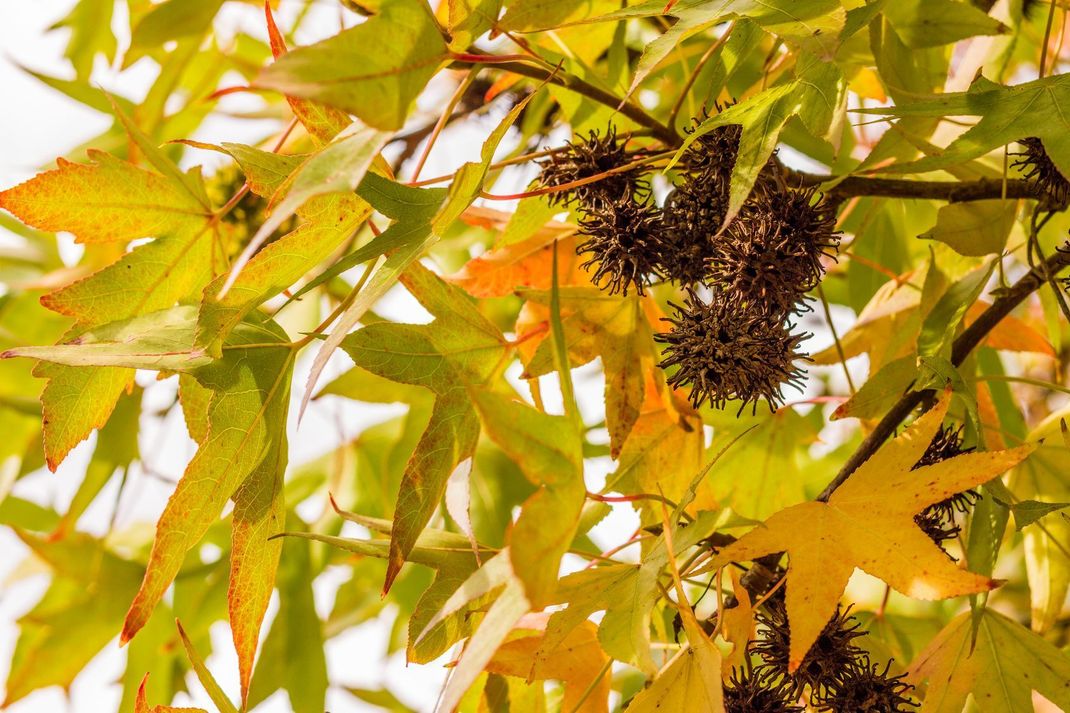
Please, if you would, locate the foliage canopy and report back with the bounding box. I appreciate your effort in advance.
[2,0,1070,711]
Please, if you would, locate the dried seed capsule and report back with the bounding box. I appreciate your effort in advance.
[752,598,867,697]
[812,657,918,712]
[655,291,810,414]
[536,127,643,208]
[657,181,727,285]
[723,664,803,713]
[910,425,979,552]
[576,197,665,295]
[1012,137,1070,206]
[712,184,840,318]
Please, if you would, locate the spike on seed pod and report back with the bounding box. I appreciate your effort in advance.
[711,184,840,318]
[657,182,727,285]
[576,197,665,295]
[752,598,867,696]
[536,127,643,208]
[910,425,979,552]
[813,657,918,712]
[1012,137,1070,206]
[723,664,803,713]
[655,291,810,414]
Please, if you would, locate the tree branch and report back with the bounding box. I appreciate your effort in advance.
[449,54,682,146]
[815,246,1070,502]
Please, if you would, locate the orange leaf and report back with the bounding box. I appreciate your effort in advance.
[449,233,582,298]
[968,301,1055,356]
[0,151,206,244]
[486,616,611,713]
[720,570,755,676]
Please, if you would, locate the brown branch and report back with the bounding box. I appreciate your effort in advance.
[816,246,1070,502]
[784,167,1058,207]
[449,53,682,146]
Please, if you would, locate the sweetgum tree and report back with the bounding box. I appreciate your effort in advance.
[2,0,1070,711]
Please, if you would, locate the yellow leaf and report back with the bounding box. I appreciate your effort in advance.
[625,616,726,713]
[485,616,610,713]
[720,570,755,677]
[706,390,1034,672]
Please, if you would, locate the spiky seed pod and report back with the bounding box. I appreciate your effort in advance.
[657,182,727,285]
[752,599,867,696]
[677,122,743,179]
[1012,137,1070,206]
[813,658,918,712]
[655,292,810,414]
[723,665,803,713]
[576,197,665,295]
[910,426,979,550]
[536,127,643,208]
[711,184,840,317]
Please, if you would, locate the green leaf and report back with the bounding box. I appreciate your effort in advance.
[541,511,721,674]
[119,315,295,666]
[857,74,1070,178]
[300,178,448,418]
[257,0,449,131]
[247,520,328,713]
[596,0,844,94]
[832,356,917,422]
[129,0,224,50]
[472,390,584,607]
[3,533,144,707]
[446,0,503,49]
[884,0,1006,49]
[920,200,1016,257]
[50,0,117,81]
[909,608,1070,712]
[1013,412,1070,632]
[918,261,994,358]
[674,56,846,224]
[176,621,239,713]
[1000,498,1070,530]
[341,263,504,590]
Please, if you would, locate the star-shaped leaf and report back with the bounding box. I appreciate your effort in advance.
[707,390,1034,671]
[909,608,1070,712]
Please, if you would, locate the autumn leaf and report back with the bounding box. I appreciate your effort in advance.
[908,609,1070,712]
[256,0,449,131]
[341,262,506,592]
[448,233,582,298]
[485,616,611,713]
[706,390,1034,671]
[624,614,726,713]
[136,674,208,713]
[0,111,220,469]
[518,286,653,458]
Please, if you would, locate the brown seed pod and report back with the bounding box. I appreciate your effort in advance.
[1012,137,1070,206]
[723,664,803,713]
[910,425,979,552]
[677,121,743,179]
[813,657,918,712]
[655,291,810,414]
[576,197,665,295]
[712,183,840,317]
[752,598,867,696]
[657,181,727,285]
[536,127,644,208]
